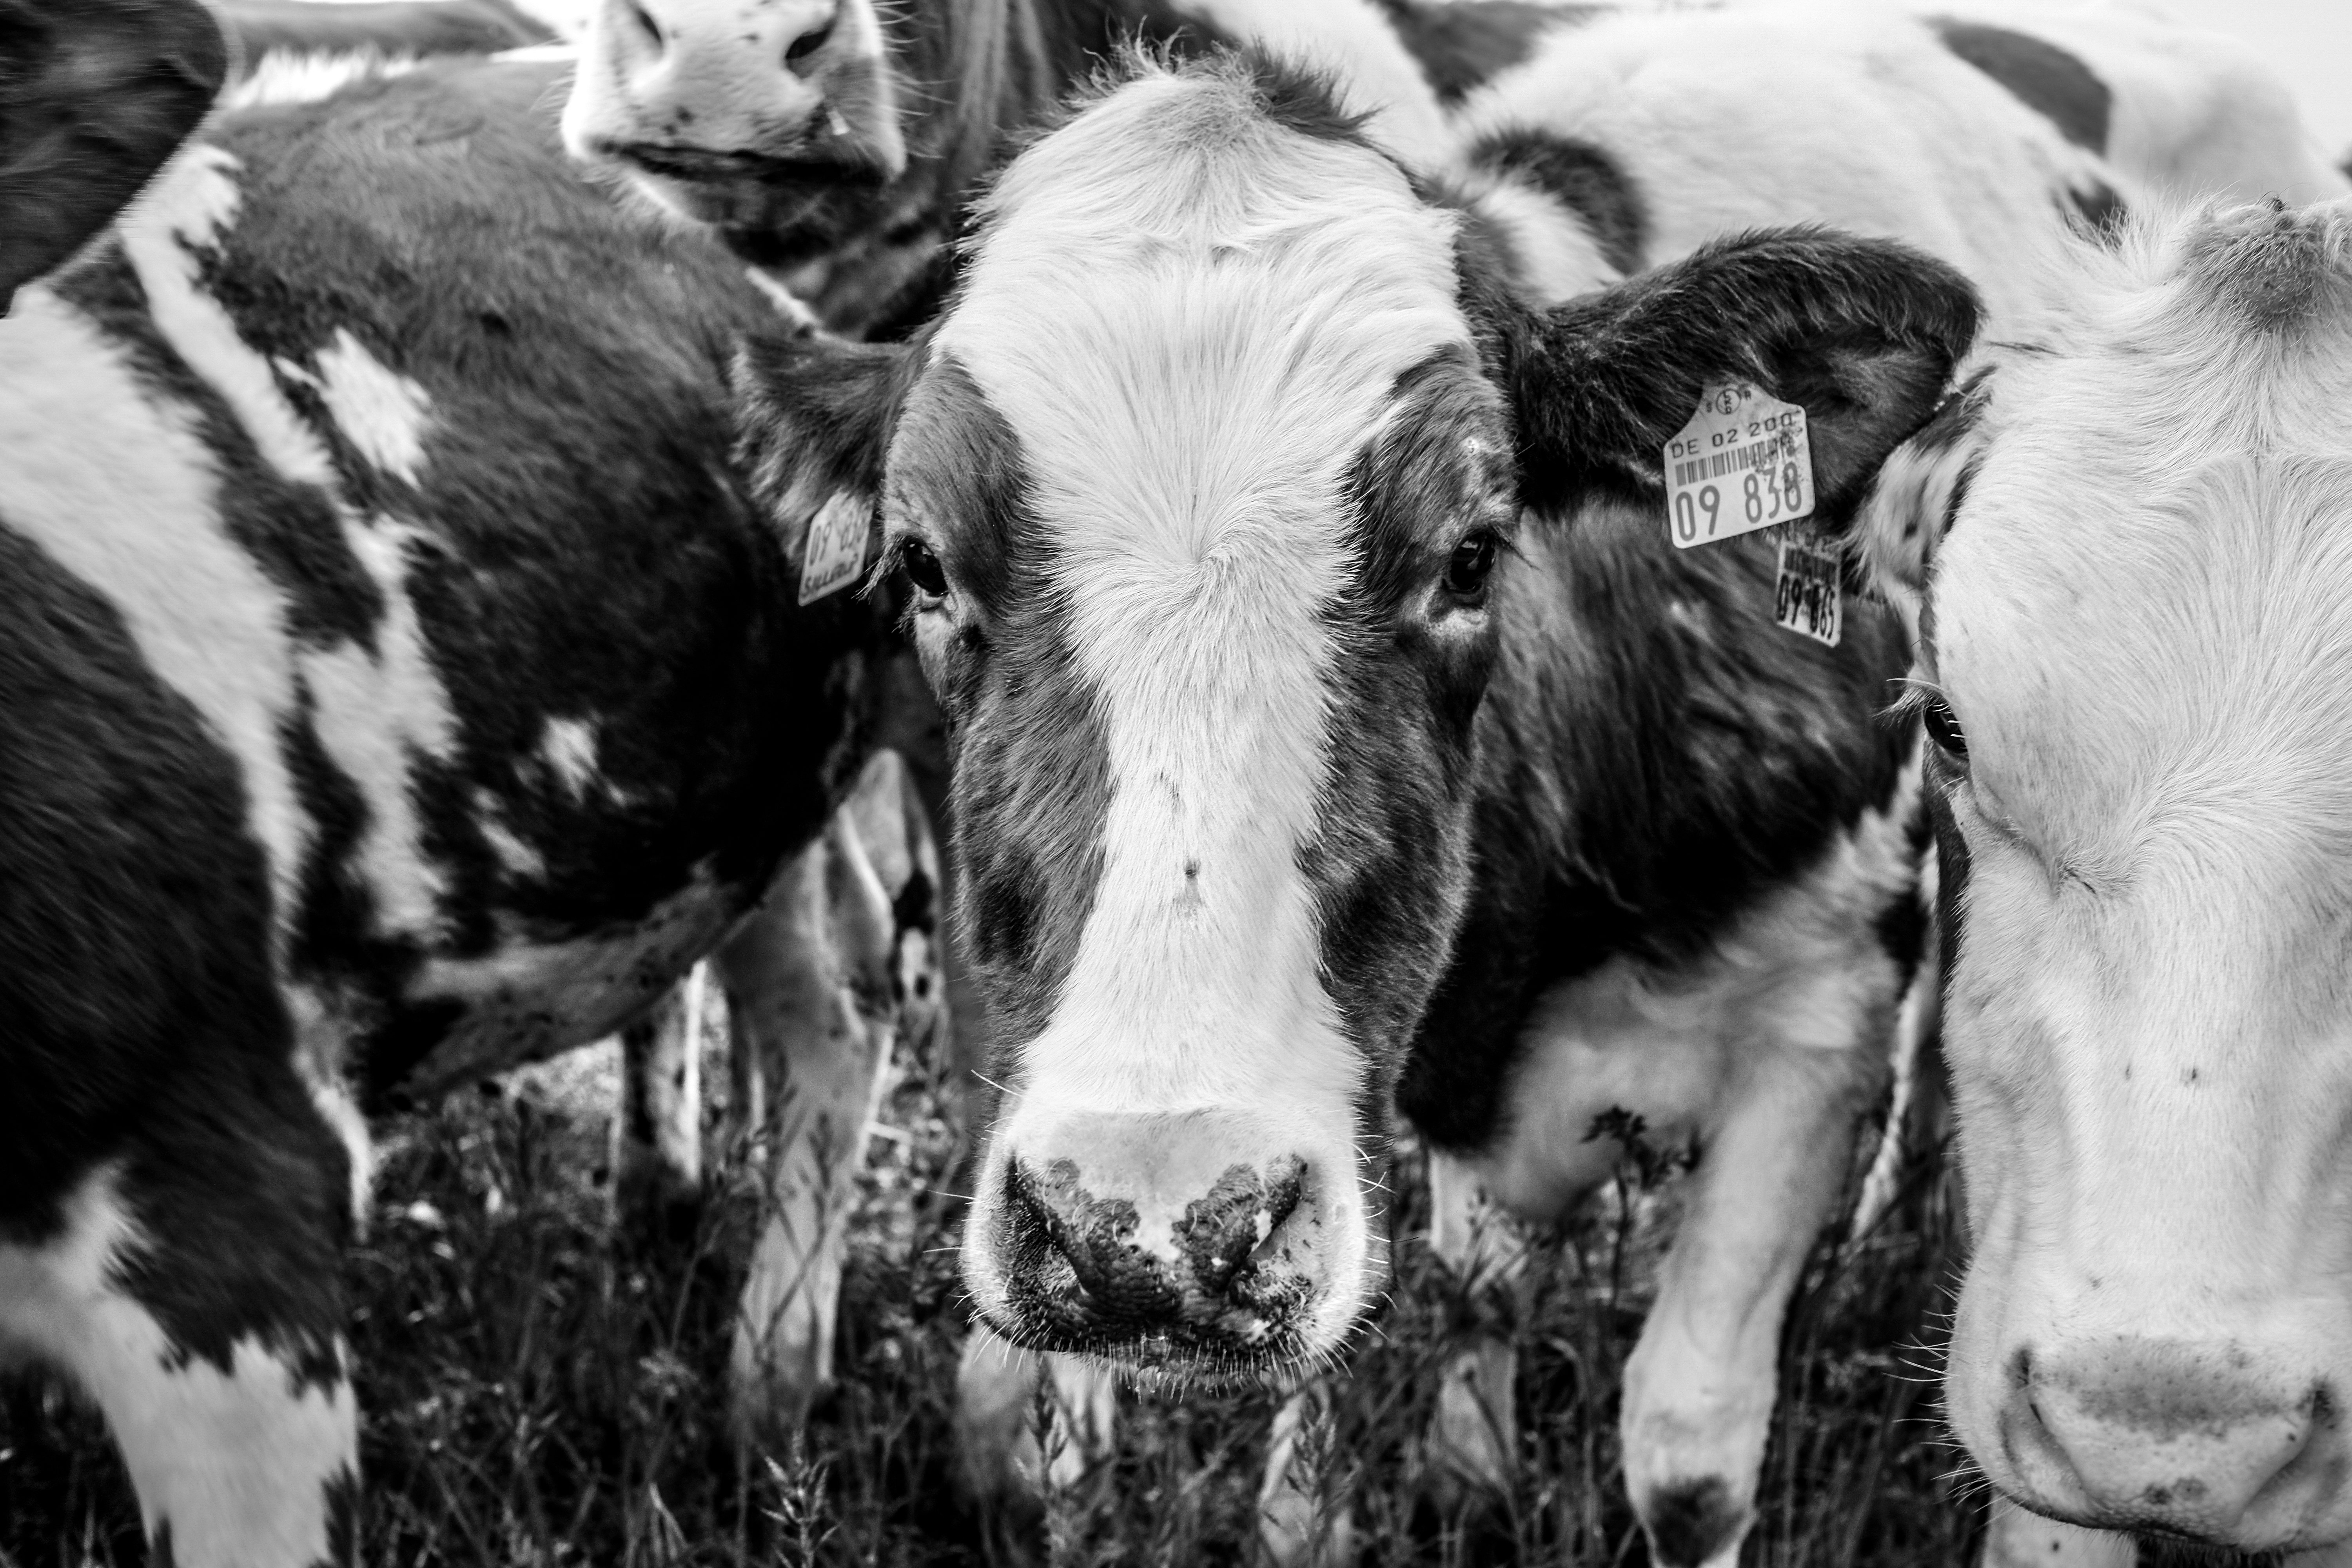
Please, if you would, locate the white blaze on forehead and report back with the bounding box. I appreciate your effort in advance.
[939,69,1470,1114]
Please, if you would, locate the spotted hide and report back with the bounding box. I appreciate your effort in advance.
[0,53,935,1566]
[734,18,2343,1563]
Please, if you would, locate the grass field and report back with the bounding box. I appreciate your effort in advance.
[0,1011,1987,1568]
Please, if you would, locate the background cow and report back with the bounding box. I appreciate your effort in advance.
[1831,196,2352,1567]
[0,41,940,1565]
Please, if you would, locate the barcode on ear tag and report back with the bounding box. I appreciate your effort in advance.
[1663,381,1815,548]
[798,492,869,605]
[1775,530,1842,646]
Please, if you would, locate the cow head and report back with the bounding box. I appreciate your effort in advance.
[562,0,1009,272]
[1838,197,2352,1555]
[732,54,1973,1380]
[0,0,228,309]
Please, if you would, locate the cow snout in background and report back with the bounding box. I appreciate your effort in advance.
[985,1111,1336,1362]
[561,0,903,247]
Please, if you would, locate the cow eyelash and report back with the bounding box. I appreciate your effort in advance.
[1887,680,1967,762]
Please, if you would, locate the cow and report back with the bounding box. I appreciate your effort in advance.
[557,0,1481,333]
[1819,196,2352,1567]
[0,40,939,1566]
[725,14,2345,1562]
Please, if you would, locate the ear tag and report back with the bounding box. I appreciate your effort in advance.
[1773,527,1842,646]
[1662,381,1815,548]
[798,492,870,605]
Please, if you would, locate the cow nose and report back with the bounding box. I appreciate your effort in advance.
[989,1112,1320,1359]
[2000,1339,2333,1545]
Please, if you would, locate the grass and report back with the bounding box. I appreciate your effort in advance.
[0,1011,1988,1567]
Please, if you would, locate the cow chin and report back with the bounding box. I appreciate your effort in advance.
[960,1096,1383,1386]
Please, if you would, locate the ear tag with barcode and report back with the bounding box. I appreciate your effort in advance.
[798,492,869,605]
[1662,381,1815,548]
[1773,528,1842,646]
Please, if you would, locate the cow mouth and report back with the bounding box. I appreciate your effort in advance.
[603,139,893,191]
[975,1304,1322,1390]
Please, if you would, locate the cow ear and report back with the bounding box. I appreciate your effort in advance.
[1505,227,1982,526]
[1840,368,1993,637]
[730,327,921,573]
[0,0,231,310]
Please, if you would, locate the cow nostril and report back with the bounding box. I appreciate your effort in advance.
[625,0,662,49]
[784,11,835,69]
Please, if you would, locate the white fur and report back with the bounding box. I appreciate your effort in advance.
[538,714,603,798]
[312,328,434,483]
[227,49,419,111]
[940,66,1472,1352]
[0,1169,357,1568]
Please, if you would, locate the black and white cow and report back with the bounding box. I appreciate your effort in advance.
[727,13,2342,1561]
[1823,197,2352,1568]
[0,42,940,1566]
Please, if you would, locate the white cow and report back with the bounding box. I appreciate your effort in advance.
[1839,194,2352,1566]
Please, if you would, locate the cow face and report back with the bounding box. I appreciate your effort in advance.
[733,56,1972,1381]
[1849,199,2352,1555]
[562,0,908,258]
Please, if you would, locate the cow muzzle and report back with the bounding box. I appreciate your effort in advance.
[965,1109,1368,1378]
[1988,1337,2344,1551]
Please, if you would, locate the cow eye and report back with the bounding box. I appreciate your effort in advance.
[1445,530,1498,600]
[1922,693,1968,761]
[899,538,948,600]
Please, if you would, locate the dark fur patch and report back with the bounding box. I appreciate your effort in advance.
[1374,0,1598,103]
[2182,199,2352,332]
[1643,1475,1748,1567]
[1242,51,1372,147]
[0,0,227,307]
[2063,177,2129,241]
[1467,128,1647,277]
[1503,227,1981,522]
[1929,18,2111,153]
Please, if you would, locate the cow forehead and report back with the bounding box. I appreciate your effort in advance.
[1940,443,2352,873]
[929,68,1474,582]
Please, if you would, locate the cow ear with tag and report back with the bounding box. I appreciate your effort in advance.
[1503,227,1980,526]
[0,0,231,311]
[730,327,924,604]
